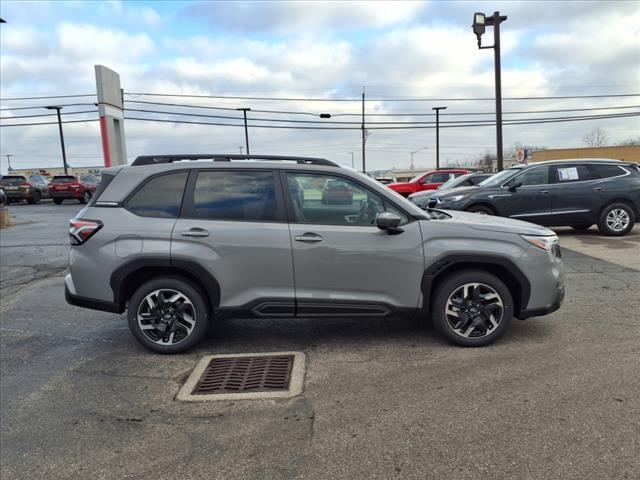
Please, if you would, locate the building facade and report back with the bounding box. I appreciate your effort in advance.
[530,146,640,163]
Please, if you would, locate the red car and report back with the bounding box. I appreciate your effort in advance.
[321,179,354,204]
[49,174,98,204]
[387,169,472,197]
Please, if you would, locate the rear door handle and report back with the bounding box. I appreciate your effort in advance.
[295,233,323,243]
[593,186,603,191]
[181,228,209,237]
[539,190,550,194]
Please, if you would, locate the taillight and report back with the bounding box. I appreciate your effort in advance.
[69,219,103,245]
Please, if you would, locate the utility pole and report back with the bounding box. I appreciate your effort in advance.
[432,107,447,169]
[45,106,69,174]
[236,108,251,155]
[472,11,507,171]
[5,154,12,171]
[349,151,354,168]
[361,88,366,173]
[238,146,244,154]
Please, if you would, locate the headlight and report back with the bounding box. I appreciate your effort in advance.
[521,234,559,251]
[443,194,467,203]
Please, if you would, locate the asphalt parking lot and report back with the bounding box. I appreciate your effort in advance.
[1,203,639,480]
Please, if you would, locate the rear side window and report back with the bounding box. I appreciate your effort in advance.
[127,172,188,218]
[591,164,626,179]
[188,170,279,222]
[554,165,594,183]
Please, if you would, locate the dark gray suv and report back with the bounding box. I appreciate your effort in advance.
[419,160,640,236]
[65,155,565,353]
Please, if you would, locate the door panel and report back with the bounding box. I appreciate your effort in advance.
[172,169,295,311]
[548,165,603,225]
[494,166,552,222]
[285,172,424,311]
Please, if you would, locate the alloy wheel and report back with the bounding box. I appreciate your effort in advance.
[445,282,504,338]
[606,208,630,233]
[137,289,196,345]
[83,191,92,203]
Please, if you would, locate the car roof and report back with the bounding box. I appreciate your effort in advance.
[530,158,629,166]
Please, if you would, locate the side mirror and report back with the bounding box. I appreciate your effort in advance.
[377,212,403,235]
[508,181,523,191]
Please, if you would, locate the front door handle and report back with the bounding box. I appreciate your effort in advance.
[295,233,323,243]
[593,186,603,191]
[181,228,209,237]
[539,190,550,195]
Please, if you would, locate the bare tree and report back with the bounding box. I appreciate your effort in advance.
[582,128,608,147]
[615,137,640,146]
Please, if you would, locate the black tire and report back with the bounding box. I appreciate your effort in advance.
[27,191,41,204]
[80,190,92,204]
[570,224,593,231]
[431,270,513,347]
[127,276,209,354]
[53,198,63,205]
[466,205,495,215]
[597,203,635,236]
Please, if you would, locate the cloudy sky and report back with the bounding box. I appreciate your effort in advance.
[1,0,638,173]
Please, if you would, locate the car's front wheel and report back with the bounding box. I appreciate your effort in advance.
[431,270,513,347]
[53,198,63,205]
[80,190,92,204]
[27,191,41,204]
[466,205,494,215]
[127,277,209,354]
[597,203,635,236]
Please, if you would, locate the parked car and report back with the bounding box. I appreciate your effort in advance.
[387,168,473,197]
[422,159,640,236]
[49,174,97,204]
[321,178,354,204]
[0,174,49,204]
[65,154,564,354]
[408,173,492,208]
[0,189,6,207]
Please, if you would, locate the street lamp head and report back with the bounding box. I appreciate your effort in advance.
[235,107,251,112]
[472,12,486,45]
[319,113,331,119]
[432,106,447,111]
[45,106,62,111]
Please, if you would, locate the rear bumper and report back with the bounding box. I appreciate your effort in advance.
[4,191,30,199]
[51,191,81,199]
[65,274,123,314]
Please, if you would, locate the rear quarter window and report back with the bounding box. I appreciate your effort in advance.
[126,172,188,218]
[591,164,627,179]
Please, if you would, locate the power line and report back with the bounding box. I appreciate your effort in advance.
[0,119,100,127]
[125,91,640,102]
[0,110,97,120]
[0,103,99,112]
[1,94,96,101]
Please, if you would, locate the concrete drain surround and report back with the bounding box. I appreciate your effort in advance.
[177,352,306,401]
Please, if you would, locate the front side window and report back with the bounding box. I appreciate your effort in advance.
[286,173,408,226]
[127,172,188,218]
[517,167,550,186]
[189,170,279,222]
[429,172,452,183]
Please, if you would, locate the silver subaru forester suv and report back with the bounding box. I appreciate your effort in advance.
[66,155,565,353]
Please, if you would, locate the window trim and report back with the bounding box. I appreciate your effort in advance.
[281,170,415,227]
[180,168,287,223]
[124,170,190,219]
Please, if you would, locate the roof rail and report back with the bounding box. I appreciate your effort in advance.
[131,154,340,167]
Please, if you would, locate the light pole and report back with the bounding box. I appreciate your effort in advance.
[432,107,446,169]
[410,147,429,171]
[348,152,355,168]
[236,108,251,155]
[472,11,507,171]
[45,106,69,174]
[5,154,12,171]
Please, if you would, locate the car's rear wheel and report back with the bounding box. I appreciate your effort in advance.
[80,190,92,204]
[597,203,635,236]
[127,277,209,354]
[53,198,63,205]
[431,270,513,347]
[27,191,41,204]
[570,223,593,230]
[466,205,494,215]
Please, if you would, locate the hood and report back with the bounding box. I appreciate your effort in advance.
[438,209,555,236]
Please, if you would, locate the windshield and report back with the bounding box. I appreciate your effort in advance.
[409,173,427,183]
[0,176,27,186]
[51,176,76,184]
[479,169,521,187]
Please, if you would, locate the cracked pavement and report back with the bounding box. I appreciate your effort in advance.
[1,204,639,479]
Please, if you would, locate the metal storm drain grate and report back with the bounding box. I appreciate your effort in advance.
[177,352,306,401]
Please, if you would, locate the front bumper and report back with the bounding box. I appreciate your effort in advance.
[517,282,565,319]
[65,274,123,314]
